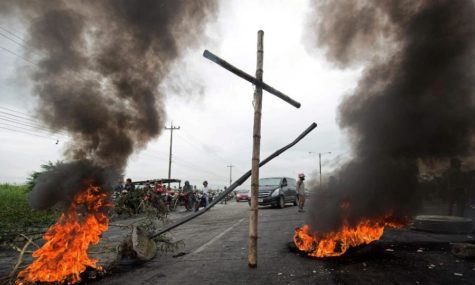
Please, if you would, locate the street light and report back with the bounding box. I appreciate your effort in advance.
[309,151,331,188]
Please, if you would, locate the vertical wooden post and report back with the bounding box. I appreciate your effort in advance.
[248,30,264,268]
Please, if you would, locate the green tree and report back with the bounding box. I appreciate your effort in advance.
[26,161,63,192]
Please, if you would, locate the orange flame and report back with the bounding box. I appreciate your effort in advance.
[294,217,403,258]
[16,185,111,284]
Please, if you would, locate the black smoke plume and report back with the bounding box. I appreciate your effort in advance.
[305,0,475,233]
[1,0,217,209]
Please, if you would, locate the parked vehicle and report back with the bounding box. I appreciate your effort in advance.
[235,189,250,202]
[248,177,297,208]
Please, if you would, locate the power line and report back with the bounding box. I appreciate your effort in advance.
[0,26,26,42]
[0,29,44,58]
[177,131,229,164]
[175,131,232,166]
[135,155,228,182]
[0,121,65,139]
[173,160,228,180]
[0,31,32,52]
[173,154,228,180]
[0,126,58,140]
[140,151,168,161]
[0,46,38,67]
[0,110,39,123]
[140,150,229,180]
[0,118,67,138]
[0,107,68,140]
[136,138,230,181]
[175,130,245,176]
[0,108,69,136]
[0,105,33,117]
[0,115,67,135]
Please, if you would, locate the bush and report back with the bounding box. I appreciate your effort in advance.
[0,183,58,243]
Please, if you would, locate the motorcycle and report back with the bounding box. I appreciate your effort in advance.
[170,191,193,211]
[193,192,208,212]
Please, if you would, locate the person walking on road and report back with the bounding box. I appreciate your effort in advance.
[202,180,210,207]
[296,173,306,212]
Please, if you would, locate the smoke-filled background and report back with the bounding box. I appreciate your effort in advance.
[0,0,217,209]
[305,0,475,233]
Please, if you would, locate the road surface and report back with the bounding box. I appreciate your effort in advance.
[95,201,475,285]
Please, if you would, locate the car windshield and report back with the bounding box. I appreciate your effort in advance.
[237,189,248,193]
[259,178,281,187]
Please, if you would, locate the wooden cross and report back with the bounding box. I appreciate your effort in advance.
[203,30,301,268]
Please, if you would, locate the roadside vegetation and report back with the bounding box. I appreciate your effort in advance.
[0,183,58,243]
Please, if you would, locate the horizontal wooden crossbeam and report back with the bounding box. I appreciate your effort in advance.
[203,50,301,109]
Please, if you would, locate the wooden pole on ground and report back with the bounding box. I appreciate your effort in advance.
[248,30,264,268]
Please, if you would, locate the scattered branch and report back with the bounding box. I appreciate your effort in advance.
[19,234,40,249]
[8,239,32,279]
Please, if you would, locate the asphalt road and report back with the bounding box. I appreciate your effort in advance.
[95,201,334,285]
[94,201,475,285]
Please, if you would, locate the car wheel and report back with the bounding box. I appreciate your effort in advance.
[293,198,298,206]
[278,196,285,209]
[248,200,251,207]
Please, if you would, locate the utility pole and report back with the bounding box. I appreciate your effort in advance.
[203,30,301,268]
[227,164,234,186]
[165,122,180,188]
[309,151,331,188]
[224,164,234,205]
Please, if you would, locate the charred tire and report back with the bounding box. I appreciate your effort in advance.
[278,196,285,209]
[412,215,474,234]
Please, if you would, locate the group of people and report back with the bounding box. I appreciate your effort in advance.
[178,180,211,210]
[113,178,214,215]
[111,175,309,213]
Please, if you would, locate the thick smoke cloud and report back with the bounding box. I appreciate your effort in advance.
[2,0,217,209]
[305,0,475,233]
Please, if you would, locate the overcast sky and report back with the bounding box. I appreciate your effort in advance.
[0,0,361,189]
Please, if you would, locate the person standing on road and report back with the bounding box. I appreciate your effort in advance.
[183,180,193,211]
[124,178,135,192]
[202,180,210,207]
[296,173,306,212]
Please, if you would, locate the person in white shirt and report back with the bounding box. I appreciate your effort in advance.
[202,180,210,207]
[296,173,306,212]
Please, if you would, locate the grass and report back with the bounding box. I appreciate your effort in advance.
[0,183,58,242]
